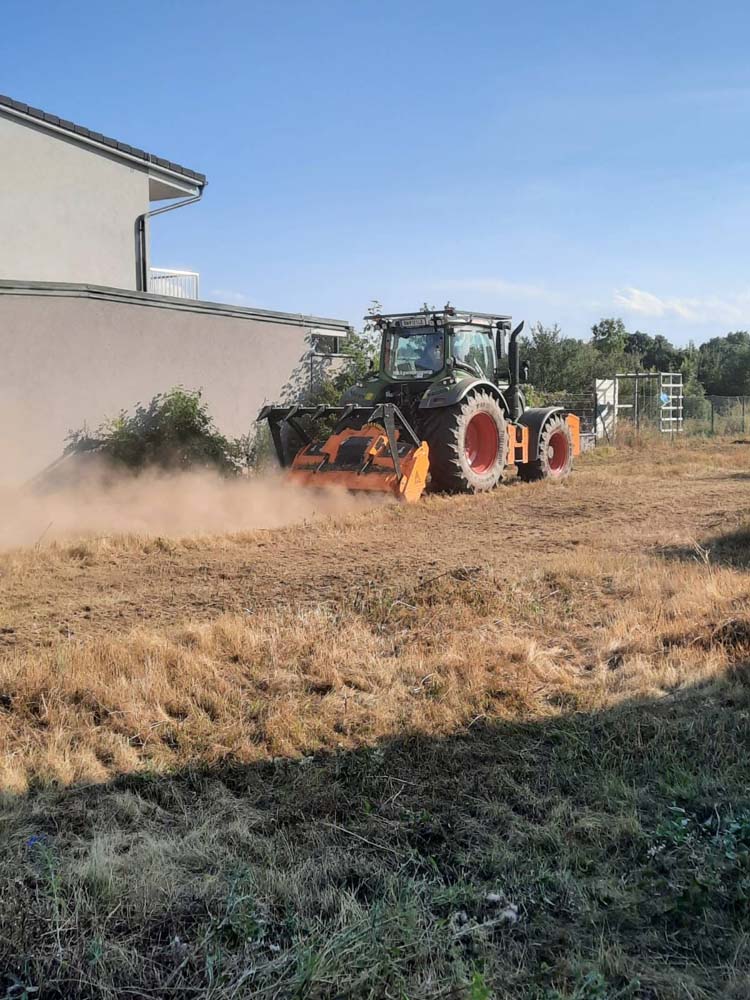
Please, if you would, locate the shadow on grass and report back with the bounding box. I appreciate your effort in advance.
[658,521,750,569]
[2,671,750,1000]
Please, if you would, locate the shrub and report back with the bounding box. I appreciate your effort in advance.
[66,387,247,476]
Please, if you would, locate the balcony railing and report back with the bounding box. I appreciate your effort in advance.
[148,267,200,300]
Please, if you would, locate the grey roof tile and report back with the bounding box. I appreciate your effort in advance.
[0,93,206,185]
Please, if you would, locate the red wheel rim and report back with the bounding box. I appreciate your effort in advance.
[547,430,569,474]
[464,413,499,473]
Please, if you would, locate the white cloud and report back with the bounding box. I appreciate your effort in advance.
[614,287,670,317]
[614,286,750,326]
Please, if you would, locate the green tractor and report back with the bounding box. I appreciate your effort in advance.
[258,306,580,502]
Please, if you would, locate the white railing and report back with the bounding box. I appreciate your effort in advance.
[148,267,200,300]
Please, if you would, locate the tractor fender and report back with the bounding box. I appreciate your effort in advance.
[516,406,567,461]
[418,377,509,413]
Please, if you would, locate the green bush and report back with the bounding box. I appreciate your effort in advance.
[66,387,247,476]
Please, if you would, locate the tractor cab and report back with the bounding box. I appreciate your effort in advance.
[376,308,512,387]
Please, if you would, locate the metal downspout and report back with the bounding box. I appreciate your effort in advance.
[136,189,204,293]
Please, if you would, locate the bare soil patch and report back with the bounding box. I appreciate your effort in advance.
[1,439,748,652]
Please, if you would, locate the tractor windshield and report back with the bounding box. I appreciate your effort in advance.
[383,328,445,378]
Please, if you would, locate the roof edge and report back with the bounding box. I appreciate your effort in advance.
[0,93,206,186]
[0,279,352,331]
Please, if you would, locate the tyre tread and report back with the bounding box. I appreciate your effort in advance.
[419,391,507,493]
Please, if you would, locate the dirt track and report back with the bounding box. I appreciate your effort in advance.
[1,443,748,652]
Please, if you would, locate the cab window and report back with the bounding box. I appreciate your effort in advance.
[451,328,494,378]
[383,328,445,377]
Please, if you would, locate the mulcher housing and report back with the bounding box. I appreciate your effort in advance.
[258,306,580,501]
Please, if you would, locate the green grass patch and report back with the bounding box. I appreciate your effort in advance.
[1,670,749,998]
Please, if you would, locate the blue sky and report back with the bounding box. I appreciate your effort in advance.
[2,0,749,343]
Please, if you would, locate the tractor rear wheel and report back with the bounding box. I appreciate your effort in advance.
[420,391,507,493]
[518,415,573,482]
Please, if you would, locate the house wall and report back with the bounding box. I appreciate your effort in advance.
[0,284,350,483]
[0,114,150,289]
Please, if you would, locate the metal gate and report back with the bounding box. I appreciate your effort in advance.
[659,372,684,433]
[595,372,683,439]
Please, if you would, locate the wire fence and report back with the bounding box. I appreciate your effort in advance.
[685,395,750,436]
[547,391,750,441]
[545,394,597,434]
[550,376,683,445]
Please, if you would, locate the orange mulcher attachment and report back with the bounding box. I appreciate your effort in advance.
[258,402,430,503]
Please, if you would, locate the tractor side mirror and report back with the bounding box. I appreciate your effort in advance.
[495,319,511,358]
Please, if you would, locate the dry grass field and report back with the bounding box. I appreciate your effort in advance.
[1,438,750,999]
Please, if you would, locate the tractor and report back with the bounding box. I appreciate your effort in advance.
[258,306,580,502]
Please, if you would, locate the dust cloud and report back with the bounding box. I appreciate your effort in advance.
[0,465,384,551]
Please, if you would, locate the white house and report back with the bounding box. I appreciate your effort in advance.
[0,94,350,481]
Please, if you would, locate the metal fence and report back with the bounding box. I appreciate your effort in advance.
[564,392,750,440]
[148,268,200,300]
[607,372,684,434]
[685,395,750,436]
[545,393,597,433]
[542,393,598,450]
[552,374,687,446]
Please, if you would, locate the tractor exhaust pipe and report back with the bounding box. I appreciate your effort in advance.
[508,320,525,421]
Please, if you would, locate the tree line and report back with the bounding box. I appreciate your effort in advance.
[519,318,750,401]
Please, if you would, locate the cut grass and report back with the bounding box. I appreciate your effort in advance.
[1,442,750,998]
[1,549,748,791]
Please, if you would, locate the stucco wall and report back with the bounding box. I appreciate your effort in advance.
[0,287,346,483]
[0,114,149,289]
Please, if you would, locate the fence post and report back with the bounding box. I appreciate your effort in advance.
[710,399,715,436]
[743,396,746,435]
[634,372,640,435]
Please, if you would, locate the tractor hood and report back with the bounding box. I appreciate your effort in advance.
[340,377,385,406]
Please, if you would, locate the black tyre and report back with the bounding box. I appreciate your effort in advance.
[420,391,507,493]
[518,415,573,482]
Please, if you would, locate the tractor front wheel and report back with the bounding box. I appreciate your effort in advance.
[518,416,574,482]
[420,391,508,493]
